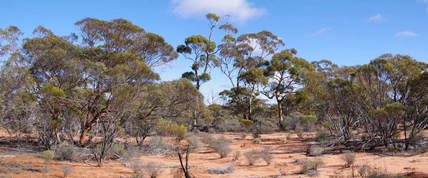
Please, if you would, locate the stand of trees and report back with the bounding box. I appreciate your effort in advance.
[0,14,427,165]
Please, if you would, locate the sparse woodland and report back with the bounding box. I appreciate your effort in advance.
[0,13,427,177]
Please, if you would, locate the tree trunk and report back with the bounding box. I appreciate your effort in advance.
[277,101,284,129]
[79,127,91,146]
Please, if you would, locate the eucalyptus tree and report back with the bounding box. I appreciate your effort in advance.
[176,13,221,90]
[219,30,284,122]
[263,49,312,128]
[0,26,22,57]
[21,18,177,147]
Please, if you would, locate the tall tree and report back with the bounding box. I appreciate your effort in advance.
[176,13,221,90]
[264,49,312,128]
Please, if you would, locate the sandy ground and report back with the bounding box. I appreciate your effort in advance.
[0,131,428,178]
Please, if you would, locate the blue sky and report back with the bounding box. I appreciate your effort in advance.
[1,0,428,102]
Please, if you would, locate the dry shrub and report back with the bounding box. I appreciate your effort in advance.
[208,136,232,158]
[244,147,273,165]
[142,137,175,155]
[207,166,234,174]
[300,158,324,176]
[54,142,75,161]
[61,164,73,177]
[253,138,262,144]
[232,151,241,161]
[142,162,163,178]
[306,145,325,156]
[340,152,356,168]
[199,133,214,144]
[185,135,202,151]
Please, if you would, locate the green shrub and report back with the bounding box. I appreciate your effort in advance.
[157,119,187,139]
[41,150,55,160]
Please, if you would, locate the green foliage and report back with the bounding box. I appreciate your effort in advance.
[156,119,187,139]
[40,83,65,97]
[41,150,55,160]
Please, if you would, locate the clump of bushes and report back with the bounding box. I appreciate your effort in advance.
[142,137,175,155]
[41,150,55,173]
[340,152,356,168]
[156,119,187,140]
[306,145,325,156]
[54,142,75,161]
[244,147,273,165]
[207,136,232,158]
[357,165,395,178]
[41,150,55,161]
[299,158,325,176]
[207,166,234,174]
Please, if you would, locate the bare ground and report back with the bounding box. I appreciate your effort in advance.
[0,131,427,178]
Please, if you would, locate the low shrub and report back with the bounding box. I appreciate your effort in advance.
[156,119,187,140]
[253,138,262,144]
[142,137,175,155]
[244,147,272,165]
[207,136,232,158]
[306,145,325,156]
[315,131,330,145]
[340,152,356,168]
[207,166,234,174]
[186,135,202,151]
[300,158,324,176]
[111,143,128,158]
[199,133,214,144]
[61,164,73,177]
[142,162,163,178]
[54,142,75,161]
[41,150,55,161]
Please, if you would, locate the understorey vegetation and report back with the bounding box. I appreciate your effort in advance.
[0,13,427,168]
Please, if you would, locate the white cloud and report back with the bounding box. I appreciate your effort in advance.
[368,14,383,22]
[395,31,418,38]
[171,0,265,23]
[312,27,331,36]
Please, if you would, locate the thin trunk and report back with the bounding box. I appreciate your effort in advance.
[277,101,284,129]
